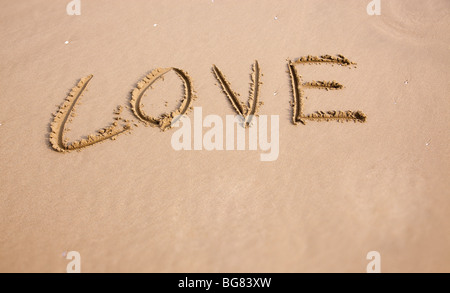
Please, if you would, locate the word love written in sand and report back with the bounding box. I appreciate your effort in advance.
[49,55,367,153]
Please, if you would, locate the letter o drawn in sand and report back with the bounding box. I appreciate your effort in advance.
[130,67,197,131]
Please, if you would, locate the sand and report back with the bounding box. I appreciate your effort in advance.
[0,0,449,272]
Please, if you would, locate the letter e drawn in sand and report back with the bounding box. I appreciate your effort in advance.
[212,61,263,127]
[130,67,197,131]
[287,55,367,125]
[49,75,132,153]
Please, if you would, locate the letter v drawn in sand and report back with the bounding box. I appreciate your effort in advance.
[212,61,263,127]
[288,54,367,125]
[49,75,132,152]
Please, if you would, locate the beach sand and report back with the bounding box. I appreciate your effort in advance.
[0,0,449,272]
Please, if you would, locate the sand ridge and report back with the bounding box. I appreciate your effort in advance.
[288,55,367,125]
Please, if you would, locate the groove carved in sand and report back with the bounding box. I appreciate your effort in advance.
[288,55,367,125]
[130,67,196,131]
[212,61,263,127]
[49,75,132,153]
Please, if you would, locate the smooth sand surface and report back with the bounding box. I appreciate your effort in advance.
[0,0,449,272]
